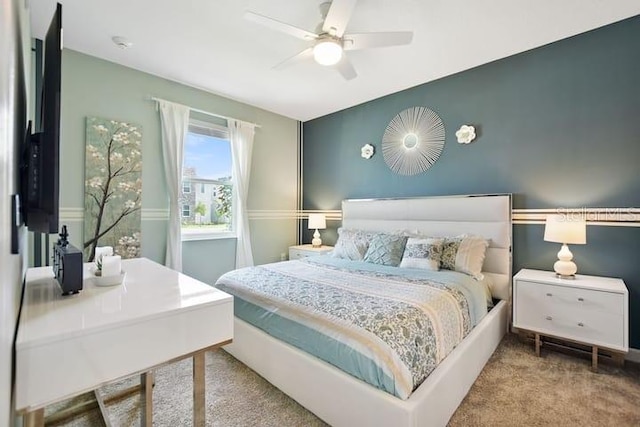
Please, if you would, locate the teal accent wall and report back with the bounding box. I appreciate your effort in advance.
[302,17,640,348]
[60,49,299,285]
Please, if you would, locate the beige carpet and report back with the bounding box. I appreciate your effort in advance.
[46,334,640,426]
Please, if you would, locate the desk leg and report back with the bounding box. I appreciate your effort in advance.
[23,409,44,427]
[141,371,154,427]
[193,350,206,427]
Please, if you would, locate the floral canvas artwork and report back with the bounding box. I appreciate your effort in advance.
[84,117,142,261]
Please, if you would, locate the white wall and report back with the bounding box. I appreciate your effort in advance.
[0,0,30,425]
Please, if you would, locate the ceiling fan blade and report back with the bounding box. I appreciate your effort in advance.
[335,55,357,80]
[322,0,358,37]
[244,11,318,40]
[273,47,314,70]
[343,31,414,50]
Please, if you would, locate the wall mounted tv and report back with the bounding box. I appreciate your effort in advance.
[21,3,62,234]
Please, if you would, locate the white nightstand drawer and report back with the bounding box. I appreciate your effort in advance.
[289,249,307,260]
[289,245,334,260]
[517,280,623,316]
[516,300,625,349]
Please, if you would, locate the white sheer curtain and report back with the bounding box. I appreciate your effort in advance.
[158,100,190,271]
[228,119,256,268]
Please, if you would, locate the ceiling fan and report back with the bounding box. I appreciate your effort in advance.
[244,0,413,80]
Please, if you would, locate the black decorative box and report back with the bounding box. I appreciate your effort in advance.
[52,225,83,296]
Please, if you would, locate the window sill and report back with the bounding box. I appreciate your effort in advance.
[181,230,236,242]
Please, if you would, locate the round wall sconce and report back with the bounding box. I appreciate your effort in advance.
[381,107,445,175]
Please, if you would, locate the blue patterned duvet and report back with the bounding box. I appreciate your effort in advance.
[215,256,489,399]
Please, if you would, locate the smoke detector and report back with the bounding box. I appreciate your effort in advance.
[112,36,133,49]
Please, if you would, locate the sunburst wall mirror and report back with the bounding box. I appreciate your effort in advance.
[382,107,445,176]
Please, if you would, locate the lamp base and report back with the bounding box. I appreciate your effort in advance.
[555,272,576,280]
[553,244,578,278]
[312,229,322,248]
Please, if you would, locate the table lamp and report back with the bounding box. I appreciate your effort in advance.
[543,214,586,278]
[308,213,326,248]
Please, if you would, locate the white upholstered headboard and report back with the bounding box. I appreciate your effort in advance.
[341,194,512,301]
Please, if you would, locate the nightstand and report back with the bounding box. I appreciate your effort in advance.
[513,269,628,371]
[289,244,333,260]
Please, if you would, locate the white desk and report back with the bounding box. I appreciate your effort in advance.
[15,257,233,426]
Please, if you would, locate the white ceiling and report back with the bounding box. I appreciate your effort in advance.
[30,0,640,122]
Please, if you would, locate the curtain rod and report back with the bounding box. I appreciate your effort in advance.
[149,96,261,128]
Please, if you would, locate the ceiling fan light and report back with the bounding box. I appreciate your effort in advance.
[313,39,343,66]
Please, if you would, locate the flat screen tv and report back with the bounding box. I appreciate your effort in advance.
[21,3,62,234]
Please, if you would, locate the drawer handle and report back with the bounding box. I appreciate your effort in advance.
[546,293,553,297]
[545,316,552,321]
[578,297,584,302]
[578,322,584,327]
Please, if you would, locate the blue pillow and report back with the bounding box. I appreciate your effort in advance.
[363,233,408,267]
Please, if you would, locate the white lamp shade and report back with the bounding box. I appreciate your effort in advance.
[308,213,326,230]
[543,214,586,244]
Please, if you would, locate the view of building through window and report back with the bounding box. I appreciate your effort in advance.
[180,120,233,237]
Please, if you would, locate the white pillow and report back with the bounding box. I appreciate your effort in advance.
[399,238,444,271]
[441,235,489,280]
[331,228,372,261]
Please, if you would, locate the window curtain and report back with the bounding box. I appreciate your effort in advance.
[228,119,256,268]
[158,100,190,271]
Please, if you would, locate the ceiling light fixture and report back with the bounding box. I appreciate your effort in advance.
[313,37,343,66]
[112,36,133,50]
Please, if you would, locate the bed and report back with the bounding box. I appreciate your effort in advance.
[217,194,512,426]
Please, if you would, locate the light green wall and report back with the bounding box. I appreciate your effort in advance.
[60,49,299,284]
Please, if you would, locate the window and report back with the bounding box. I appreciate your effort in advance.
[182,204,190,218]
[180,119,234,240]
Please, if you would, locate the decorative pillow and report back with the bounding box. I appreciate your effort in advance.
[363,233,408,267]
[399,238,444,271]
[331,228,372,260]
[441,237,464,271]
[441,235,489,280]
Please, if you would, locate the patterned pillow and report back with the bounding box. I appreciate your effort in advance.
[331,228,372,260]
[363,233,408,267]
[399,238,444,271]
[441,237,464,271]
[441,235,489,280]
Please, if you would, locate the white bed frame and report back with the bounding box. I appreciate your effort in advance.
[225,194,512,427]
